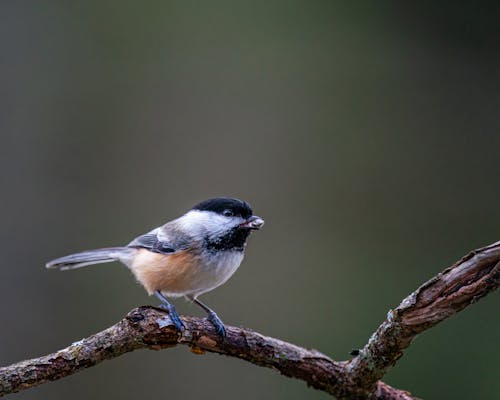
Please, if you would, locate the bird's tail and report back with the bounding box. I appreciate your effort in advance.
[46,247,133,271]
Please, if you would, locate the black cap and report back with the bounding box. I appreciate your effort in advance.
[192,197,253,219]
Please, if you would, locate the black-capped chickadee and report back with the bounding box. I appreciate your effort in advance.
[46,198,264,337]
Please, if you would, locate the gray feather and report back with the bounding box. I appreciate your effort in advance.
[46,247,132,271]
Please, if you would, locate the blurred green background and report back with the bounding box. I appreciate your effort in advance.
[0,2,498,399]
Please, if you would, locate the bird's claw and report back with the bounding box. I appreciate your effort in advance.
[207,311,226,339]
[159,302,185,332]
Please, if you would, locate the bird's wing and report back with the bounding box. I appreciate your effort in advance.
[127,228,184,255]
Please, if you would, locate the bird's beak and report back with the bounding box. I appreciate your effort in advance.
[240,215,265,230]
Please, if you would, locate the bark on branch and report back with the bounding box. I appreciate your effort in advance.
[1,241,499,399]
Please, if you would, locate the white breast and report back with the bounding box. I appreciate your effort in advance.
[188,250,244,298]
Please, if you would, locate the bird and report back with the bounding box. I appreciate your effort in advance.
[46,197,264,337]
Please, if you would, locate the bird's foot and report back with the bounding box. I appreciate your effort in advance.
[159,301,185,332]
[207,311,226,338]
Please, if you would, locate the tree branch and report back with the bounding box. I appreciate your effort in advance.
[346,241,500,391]
[1,241,499,399]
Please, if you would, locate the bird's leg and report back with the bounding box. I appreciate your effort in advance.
[155,290,185,332]
[187,296,226,338]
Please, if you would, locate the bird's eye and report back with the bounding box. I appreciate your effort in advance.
[222,209,234,217]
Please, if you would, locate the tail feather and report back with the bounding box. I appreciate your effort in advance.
[46,247,131,271]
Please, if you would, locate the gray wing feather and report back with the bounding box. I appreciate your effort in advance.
[127,227,186,255]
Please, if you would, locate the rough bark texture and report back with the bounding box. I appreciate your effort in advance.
[1,241,499,399]
[346,241,500,391]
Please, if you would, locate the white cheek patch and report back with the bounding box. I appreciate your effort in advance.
[177,210,243,241]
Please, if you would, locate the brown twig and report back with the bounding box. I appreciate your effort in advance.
[346,241,500,391]
[1,241,499,399]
